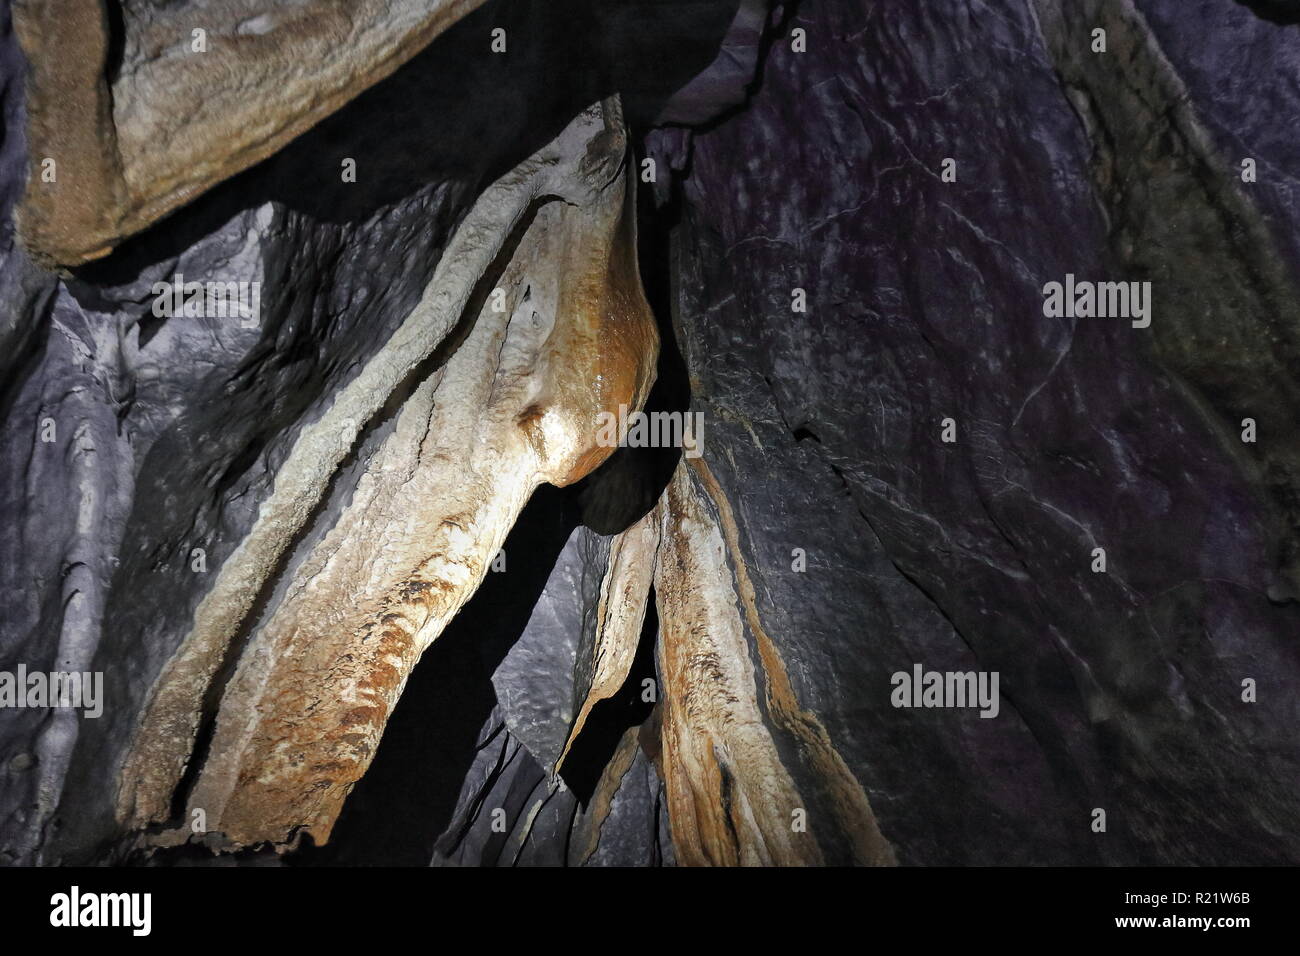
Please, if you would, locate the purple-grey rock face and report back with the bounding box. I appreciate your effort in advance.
[648,0,1300,865]
[0,0,1297,867]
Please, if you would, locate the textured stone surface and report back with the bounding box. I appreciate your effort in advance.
[0,0,734,864]
[120,97,657,850]
[13,0,489,265]
[490,524,609,773]
[3,0,1298,869]
[647,0,1300,864]
[653,460,894,865]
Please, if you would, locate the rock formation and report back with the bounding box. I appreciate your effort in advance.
[0,0,1296,868]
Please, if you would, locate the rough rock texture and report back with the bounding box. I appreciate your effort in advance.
[557,508,658,774]
[3,0,1299,868]
[653,460,895,865]
[301,500,672,866]
[0,0,736,865]
[13,0,489,265]
[117,96,657,851]
[0,3,56,385]
[646,0,1300,864]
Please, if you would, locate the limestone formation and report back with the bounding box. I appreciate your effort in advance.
[0,0,1297,870]
[119,98,658,848]
[14,0,488,265]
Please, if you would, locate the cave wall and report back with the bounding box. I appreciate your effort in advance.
[648,0,1300,864]
[0,0,739,865]
[0,0,1297,867]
